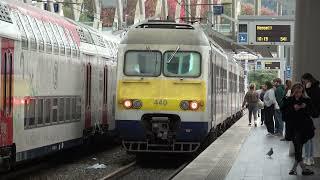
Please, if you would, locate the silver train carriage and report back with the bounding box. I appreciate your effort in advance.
[0,0,119,170]
[115,21,245,153]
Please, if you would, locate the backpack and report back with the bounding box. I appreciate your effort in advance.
[246,91,259,103]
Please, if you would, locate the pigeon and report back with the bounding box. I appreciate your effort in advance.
[266,148,273,158]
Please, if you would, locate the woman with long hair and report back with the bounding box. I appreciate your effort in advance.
[301,73,320,165]
[282,83,315,175]
[242,83,259,126]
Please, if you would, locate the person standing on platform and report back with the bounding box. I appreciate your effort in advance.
[242,83,259,127]
[263,81,278,135]
[282,83,315,176]
[301,73,320,166]
[273,78,286,137]
[281,80,293,141]
[259,85,267,126]
[256,86,263,117]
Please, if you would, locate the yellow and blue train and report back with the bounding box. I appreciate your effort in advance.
[115,21,245,153]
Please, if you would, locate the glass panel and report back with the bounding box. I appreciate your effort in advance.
[37,99,43,125]
[21,15,37,50]
[72,97,76,120]
[52,24,65,55]
[163,51,201,77]
[124,51,161,76]
[52,98,58,122]
[76,97,81,120]
[66,97,71,121]
[59,98,65,122]
[45,98,51,123]
[44,22,59,54]
[12,12,28,49]
[38,20,52,53]
[28,99,36,126]
[30,17,44,52]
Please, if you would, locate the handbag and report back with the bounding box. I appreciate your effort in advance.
[257,99,264,109]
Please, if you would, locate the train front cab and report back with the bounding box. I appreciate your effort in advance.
[116,47,210,153]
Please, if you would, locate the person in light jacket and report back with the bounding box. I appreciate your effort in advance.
[264,81,279,136]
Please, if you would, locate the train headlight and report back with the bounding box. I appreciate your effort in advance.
[132,99,142,109]
[180,100,190,110]
[123,99,132,109]
[189,101,199,110]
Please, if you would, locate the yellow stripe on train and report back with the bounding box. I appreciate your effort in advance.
[117,79,206,111]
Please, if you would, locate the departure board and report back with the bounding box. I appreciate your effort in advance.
[256,25,290,43]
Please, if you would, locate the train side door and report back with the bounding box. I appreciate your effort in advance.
[210,54,216,127]
[102,65,108,128]
[0,39,14,147]
[85,63,92,129]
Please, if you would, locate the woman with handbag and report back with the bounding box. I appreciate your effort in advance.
[242,83,259,127]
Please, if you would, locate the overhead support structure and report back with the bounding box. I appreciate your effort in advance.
[255,0,261,16]
[175,0,182,23]
[155,0,168,20]
[72,0,83,21]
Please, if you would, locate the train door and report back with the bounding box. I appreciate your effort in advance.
[210,54,216,127]
[0,39,14,148]
[102,65,108,128]
[85,63,92,130]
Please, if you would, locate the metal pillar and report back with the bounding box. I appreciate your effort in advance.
[175,0,182,23]
[72,0,83,21]
[254,0,261,16]
[294,0,320,157]
[134,0,145,24]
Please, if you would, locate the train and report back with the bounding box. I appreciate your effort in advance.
[0,0,119,170]
[115,20,245,153]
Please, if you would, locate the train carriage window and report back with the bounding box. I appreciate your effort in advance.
[37,98,44,126]
[12,12,28,49]
[124,51,161,76]
[45,22,59,54]
[21,15,37,50]
[59,98,65,122]
[66,97,71,121]
[71,97,76,121]
[44,98,51,124]
[76,97,81,121]
[30,17,45,52]
[38,20,52,53]
[52,24,65,55]
[28,99,36,127]
[163,51,201,77]
[52,98,58,123]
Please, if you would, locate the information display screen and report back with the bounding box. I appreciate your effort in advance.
[256,25,290,43]
[265,62,280,69]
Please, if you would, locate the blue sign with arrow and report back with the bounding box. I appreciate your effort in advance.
[238,33,248,43]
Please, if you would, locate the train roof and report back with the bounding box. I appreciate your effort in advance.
[121,21,210,46]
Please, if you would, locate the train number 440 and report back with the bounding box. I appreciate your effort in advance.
[154,99,168,106]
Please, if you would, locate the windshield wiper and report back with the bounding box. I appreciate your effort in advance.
[167,46,180,64]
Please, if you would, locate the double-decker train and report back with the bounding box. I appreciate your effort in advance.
[115,20,245,153]
[0,0,119,169]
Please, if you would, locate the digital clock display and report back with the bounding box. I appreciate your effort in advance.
[256,25,290,43]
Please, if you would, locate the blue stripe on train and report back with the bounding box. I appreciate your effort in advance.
[116,120,209,142]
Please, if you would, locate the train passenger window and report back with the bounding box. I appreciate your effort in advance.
[21,15,37,50]
[52,24,65,55]
[76,97,81,121]
[37,98,44,126]
[44,98,51,124]
[59,98,65,122]
[124,51,161,76]
[28,99,36,127]
[52,98,58,123]
[163,51,201,77]
[38,20,52,53]
[45,22,59,55]
[12,12,28,49]
[66,97,71,121]
[30,17,45,52]
[71,97,76,121]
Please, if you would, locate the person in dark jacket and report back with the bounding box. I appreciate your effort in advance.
[282,83,315,175]
[259,85,267,125]
[273,78,286,136]
[301,73,320,165]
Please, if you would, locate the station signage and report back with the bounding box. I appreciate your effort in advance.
[264,61,280,70]
[256,25,290,43]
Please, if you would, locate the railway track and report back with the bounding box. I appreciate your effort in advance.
[99,161,137,180]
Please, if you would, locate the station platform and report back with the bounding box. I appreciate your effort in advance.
[173,114,320,180]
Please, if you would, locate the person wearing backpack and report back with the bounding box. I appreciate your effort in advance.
[301,73,320,166]
[242,83,259,127]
